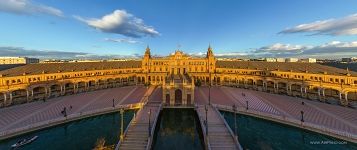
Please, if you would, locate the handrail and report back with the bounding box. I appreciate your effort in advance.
[115,106,143,150]
[146,103,162,150]
[195,104,211,150]
[212,105,243,150]
[0,103,143,139]
[214,104,357,142]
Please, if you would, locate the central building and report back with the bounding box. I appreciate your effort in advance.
[142,45,216,106]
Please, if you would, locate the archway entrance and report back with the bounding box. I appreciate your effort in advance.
[166,94,170,105]
[175,89,182,105]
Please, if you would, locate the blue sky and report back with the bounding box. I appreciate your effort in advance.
[0,0,357,59]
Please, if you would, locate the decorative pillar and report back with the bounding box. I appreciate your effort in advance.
[26,90,30,102]
[9,92,13,105]
[3,93,7,106]
[344,92,348,106]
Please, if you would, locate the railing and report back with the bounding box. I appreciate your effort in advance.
[194,104,211,150]
[213,106,243,150]
[146,103,162,150]
[213,104,357,142]
[115,105,145,150]
[0,103,143,139]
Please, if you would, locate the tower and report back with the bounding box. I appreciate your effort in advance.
[142,45,151,73]
[207,44,216,73]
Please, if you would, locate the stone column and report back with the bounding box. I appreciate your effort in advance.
[26,90,30,102]
[9,92,13,105]
[318,88,321,100]
[322,88,325,100]
[48,87,51,98]
[3,93,7,106]
[344,92,348,106]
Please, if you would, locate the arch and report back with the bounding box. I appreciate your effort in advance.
[64,82,74,95]
[107,78,115,88]
[50,84,61,97]
[346,91,357,107]
[247,79,254,89]
[266,81,275,93]
[307,86,319,100]
[88,80,96,91]
[98,79,106,89]
[77,81,86,92]
[175,89,182,105]
[0,92,5,107]
[11,89,27,105]
[256,79,264,91]
[166,94,170,105]
[277,82,287,94]
[32,86,46,101]
[291,83,302,97]
[187,94,192,105]
[324,88,340,104]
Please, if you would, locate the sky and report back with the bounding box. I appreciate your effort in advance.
[0,0,357,59]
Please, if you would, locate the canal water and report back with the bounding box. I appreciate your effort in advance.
[221,111,357,150]
[151,108,204,150]
[0,110,135,150]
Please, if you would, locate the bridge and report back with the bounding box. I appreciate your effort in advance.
[196,105,242,150]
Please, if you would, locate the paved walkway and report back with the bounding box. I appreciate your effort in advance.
[195,86,357,141]
[0,86,147,134]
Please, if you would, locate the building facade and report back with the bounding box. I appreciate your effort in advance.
[0,46,357,108]
[0,57,39,65]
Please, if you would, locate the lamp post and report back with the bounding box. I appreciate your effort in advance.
[300,111,304,122]
[208,85,211,106]
[246,101,248,110]
[112,99,115,108]
[205,105,208,136]
[232,104,237,138]
[120,108,124,141]
[148,109,152,137]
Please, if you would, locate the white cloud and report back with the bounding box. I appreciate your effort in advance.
[253,43,306,54]
[74,10,159,38]
[280,13,357,36]
[0,0,63,17]
[104,38,140,44]
[251,41,357,58]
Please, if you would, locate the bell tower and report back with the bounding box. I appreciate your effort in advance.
[142,45,151,73]
[207,44,216,73]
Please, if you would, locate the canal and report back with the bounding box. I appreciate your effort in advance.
[0,110,135,150]
[221,111,357,150]
[151,108,205,150]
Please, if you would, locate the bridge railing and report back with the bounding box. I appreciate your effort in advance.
[146,103,162,150]
[213,104,357,141]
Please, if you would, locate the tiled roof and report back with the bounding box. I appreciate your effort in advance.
[0,61,142,77]
[216,61,357,76]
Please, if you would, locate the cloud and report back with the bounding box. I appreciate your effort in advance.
[280,13,357,36]
[0,46,88,59]
[104,38,140,44]
[251,41,357,58]
[74,10,159,38]
[0,0,63,17]
[0,46,143,59]
[253,43,306,54]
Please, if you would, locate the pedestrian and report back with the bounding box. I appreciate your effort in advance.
[70,105,73,109]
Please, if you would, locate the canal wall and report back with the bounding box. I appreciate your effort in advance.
[0,103,142,140]
[214,104,357,143]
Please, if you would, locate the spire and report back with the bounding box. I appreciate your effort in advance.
[207,44,214,58]
[144,45,151,58]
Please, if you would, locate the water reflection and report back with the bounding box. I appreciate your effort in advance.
[152,109,204,150]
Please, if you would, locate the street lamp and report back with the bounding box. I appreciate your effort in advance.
[148,109,152,137]
[246,101,248,110]
[112,99,115,108]
[120,109,124,141]
[232,104,237,138]
[300,111,304,122]
[205,105,208,136]
[208,85,211,105]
